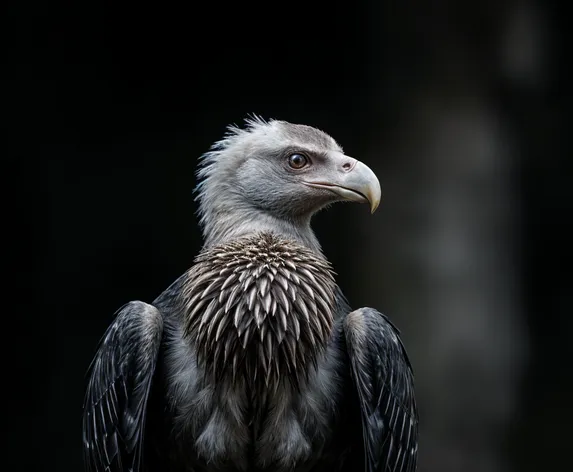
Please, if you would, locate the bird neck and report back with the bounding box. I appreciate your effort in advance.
[201,205,322,254]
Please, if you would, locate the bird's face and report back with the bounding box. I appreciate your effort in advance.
[228,121,381,220]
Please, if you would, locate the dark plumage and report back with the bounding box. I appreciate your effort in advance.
[82,117,418,472]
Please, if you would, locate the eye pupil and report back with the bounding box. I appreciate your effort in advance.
[288,153,307,169]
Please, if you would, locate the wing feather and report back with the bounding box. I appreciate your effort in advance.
[82,301,163,472]
[344,307,418,472]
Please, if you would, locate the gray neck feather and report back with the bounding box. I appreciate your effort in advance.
[199,191,322,254]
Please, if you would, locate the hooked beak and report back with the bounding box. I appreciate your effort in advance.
[303,156,381,213]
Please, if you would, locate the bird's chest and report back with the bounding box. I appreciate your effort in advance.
[167,234,344,470]
[168,358,345,472]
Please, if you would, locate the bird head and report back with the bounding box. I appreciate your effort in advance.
[195,116,381,250]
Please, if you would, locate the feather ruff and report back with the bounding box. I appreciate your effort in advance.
[181,232,336,392]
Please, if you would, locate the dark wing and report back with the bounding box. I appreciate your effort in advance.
[343,307,418,472]
[82,301,163,472]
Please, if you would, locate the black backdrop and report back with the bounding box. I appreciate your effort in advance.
[7,1,571,470]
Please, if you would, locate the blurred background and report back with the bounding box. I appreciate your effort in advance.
[8,0,571,470]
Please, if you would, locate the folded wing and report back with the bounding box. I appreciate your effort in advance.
[344,307,418,472]
[82,301,163,472]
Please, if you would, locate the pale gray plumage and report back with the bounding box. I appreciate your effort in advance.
[82,116,418,472]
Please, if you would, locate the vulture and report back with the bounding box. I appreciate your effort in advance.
[82,117,418,472]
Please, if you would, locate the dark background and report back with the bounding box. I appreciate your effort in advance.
[8,0,571,471]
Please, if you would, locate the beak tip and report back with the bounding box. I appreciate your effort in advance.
[368,183,381,214]
[370,200,380,214]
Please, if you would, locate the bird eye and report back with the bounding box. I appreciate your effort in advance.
[288,153,308,169]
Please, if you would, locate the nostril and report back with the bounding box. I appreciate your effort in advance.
[342,162,353,171]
